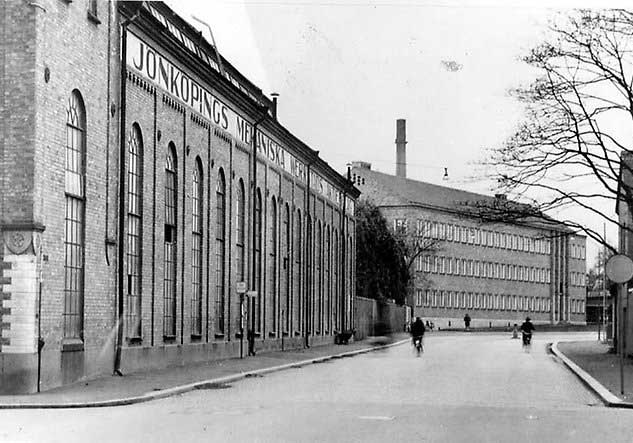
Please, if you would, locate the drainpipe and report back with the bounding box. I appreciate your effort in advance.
[114,7,141,377]
[248,107,268,358]
[303,157,318,348]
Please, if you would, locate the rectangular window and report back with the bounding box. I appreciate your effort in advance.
[447,257,453,274]
[394,218,407,233]
[447,223,454,241]
[424,255,431,272]
[433,256,439,273]
[455,258,461,275]
[474,260,480,277]
[439,256,446,274]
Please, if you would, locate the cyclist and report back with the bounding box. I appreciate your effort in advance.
[520,317,535,345]
[410,317,426,355]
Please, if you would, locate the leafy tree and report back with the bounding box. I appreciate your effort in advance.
[355,200,441,305]
[480,9,633,252]
[355,200,408,304]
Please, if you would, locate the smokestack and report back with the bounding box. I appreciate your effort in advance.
[395,119,407,178]
[271,92,279,120]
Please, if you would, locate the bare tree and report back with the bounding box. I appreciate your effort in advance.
[394,218,443,301]
[480,9,633,253]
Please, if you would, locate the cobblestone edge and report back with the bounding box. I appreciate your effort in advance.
[551,341,633,409]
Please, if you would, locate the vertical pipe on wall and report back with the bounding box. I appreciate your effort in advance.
[114,8,141,376]
[180,114,187,345]
[250,108,267,354]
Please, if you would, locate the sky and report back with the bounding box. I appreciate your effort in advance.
[165,0,632,267]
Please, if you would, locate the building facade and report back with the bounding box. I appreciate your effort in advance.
[0,1,358,394]
[351,120,586,329]
[616,151,633,356]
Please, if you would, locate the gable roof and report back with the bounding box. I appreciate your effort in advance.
[353,167,575,234]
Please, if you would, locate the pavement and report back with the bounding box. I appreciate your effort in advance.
[552,339,633,408]
[0,335,408,409]
[2,332,632,410]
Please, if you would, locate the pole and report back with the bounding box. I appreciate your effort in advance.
[621,295,626,395]
[602,223,607,342]
[239,293,244,359]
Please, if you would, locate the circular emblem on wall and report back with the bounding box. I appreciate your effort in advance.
[4,231,33,255]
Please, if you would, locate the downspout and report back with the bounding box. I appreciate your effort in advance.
[303,158,317,348]
[249,108,267,357]
[114,7,141,376]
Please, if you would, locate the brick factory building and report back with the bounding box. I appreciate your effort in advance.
[0,1,358,394]
[351,120,586,329]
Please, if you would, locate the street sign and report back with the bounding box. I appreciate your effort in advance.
[236,281,247,294]
[606,254,633,283]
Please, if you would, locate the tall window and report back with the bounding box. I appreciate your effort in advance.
[316,222,322,333]
[236,179,245,282]
[294,210,302,333]
[325,226,331,333]
[333,230,339,331]
[64,90,86,340]
[268,197,278,333]
[126,124,143,338]
[191,159,203,336]
[283,203,291,334]
[163,144,178,338]
[306,214,313,334]
[255,188,263,331]
[215,169,226,335]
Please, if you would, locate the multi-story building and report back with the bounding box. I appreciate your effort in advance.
[351,120,586,329]
[0,1,358,394]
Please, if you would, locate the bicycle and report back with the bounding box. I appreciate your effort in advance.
[412,336,424,357]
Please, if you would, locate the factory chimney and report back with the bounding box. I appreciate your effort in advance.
[395,119,407,178]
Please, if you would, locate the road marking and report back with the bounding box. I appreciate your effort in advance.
[357,416,395,421]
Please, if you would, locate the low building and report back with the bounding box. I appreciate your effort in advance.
[351,120,587,329]
[0,1,358,394]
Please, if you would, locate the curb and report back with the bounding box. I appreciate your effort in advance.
[0,339,408,410]
[551,341,633,409]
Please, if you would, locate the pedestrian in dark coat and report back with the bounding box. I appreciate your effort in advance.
[464,313,471,330]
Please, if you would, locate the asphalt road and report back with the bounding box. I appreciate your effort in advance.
[3,332,633,443]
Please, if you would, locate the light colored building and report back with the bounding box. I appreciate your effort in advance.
[351,120,586,329]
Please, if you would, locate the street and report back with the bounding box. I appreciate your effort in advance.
[2,332,633,442]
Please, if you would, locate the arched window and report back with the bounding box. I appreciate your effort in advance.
[268,196,278,333]
[163,143,178,338]
[306,214,313,335]
[191,158,203,336]
[294,209,302,334]
[163,144,178,338]
[255,188,263,332]
[325,225,331,334]
[236,179,246,282]
[215,169,226,335]
[126,124,143,339]
[315,222,322,333]
[63,90,86,340]
[333,229,339,331]
[283,203,291,334]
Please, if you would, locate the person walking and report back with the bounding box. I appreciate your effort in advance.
[463,313,471,331]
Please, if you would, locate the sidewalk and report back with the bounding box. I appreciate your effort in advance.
[554,340,633,408]
[0,335,407,409]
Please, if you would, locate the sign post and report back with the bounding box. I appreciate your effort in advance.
[605,254,633,395]
[237,282,247,358]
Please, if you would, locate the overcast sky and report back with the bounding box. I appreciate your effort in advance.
[165,0,631,266]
